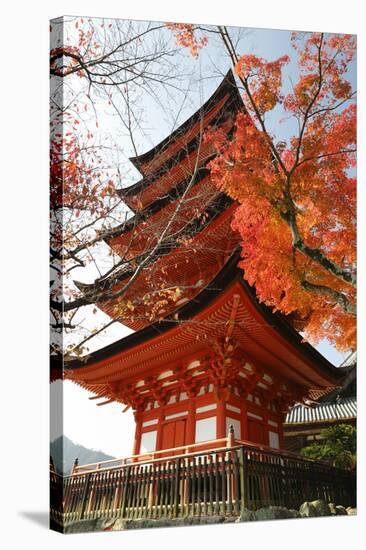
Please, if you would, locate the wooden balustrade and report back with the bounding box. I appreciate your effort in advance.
[50,441,356,526]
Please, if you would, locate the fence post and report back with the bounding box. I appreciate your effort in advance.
[79,473,92,520]
[239,446,246,514]
[173,461,178,517]
[173,458,181,518]
[226,425,235,514]
[71,457,79,475]
[120,466,131,518]
[227,424,235,448]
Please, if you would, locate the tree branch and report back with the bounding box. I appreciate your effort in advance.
[301,280,356,315]
[281,208,356,287]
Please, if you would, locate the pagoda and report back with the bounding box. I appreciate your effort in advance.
[63,71,344,459]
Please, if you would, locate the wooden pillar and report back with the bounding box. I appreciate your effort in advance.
[156,406,164,450]
[278,422,285,450]
[216,400,226,439]
[241,402,248,441]
[186,398,196,445]
[262,408,269,446]
[132,413,142,455]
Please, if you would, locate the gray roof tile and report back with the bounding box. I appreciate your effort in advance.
[285,397,357,424]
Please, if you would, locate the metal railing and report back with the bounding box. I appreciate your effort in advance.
[50,438,356,526]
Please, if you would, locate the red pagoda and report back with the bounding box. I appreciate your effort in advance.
[63,71,344,460]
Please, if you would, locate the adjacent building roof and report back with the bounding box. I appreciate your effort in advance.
[285,351,357,426]
[316,352,357,403]
[285,396,357,425]
[339,351,357,369]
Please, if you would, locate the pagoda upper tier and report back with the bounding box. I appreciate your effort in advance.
[76,71,245,330]
[120,70,242,211]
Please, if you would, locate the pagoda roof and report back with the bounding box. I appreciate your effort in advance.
[75,193,234,296]
[128,69,240,176]
[61,252,344,395]
[77,199,239,331]
[119,70,242,210]
[104,166,212,248]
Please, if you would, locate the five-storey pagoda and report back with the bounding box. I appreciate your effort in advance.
[62,71,344,458]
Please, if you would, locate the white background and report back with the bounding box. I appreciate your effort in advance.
[0,1,364,548]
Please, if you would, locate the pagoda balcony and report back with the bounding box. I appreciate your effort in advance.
[50,436,356,527]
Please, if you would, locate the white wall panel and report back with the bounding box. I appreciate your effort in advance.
[140,430,157,453]
[195,417,217,443]
[269,431,280,449]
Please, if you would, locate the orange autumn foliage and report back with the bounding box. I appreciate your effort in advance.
[50,130,117,216]
[203,33,356,351]
[166,23,208,58]
[235,54,290,113]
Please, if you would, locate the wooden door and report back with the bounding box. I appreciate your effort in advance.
[174,419,186,448]
[161,419,186,454]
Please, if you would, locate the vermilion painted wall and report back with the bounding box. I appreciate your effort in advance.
[134,385,283,455]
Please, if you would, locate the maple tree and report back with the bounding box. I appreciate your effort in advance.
[169,25,356,351]
[166,22,208,58]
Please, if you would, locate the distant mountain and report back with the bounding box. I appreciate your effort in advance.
[50,436,115,475]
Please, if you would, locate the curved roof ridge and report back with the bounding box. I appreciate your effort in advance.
[74,193,233,294]
[128,69,240,173]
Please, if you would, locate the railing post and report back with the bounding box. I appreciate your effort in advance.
[184,448,189,516]
[208,453,214,516]
[239,446,246,514]
[226,425,235,515]
[120,465,131,518]
[149,463,157,518]
[233,451,240,515]
[71,457,79,475]
[79,473,92,520]
[215,452,220,515]
[173,458,181,518]
[227,424,235,448]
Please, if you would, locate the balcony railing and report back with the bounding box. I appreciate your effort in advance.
[50,437,356,526]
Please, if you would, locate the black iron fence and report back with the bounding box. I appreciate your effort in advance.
[50,443,356,525]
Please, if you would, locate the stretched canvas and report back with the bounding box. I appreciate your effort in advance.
[50,16,357,534]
